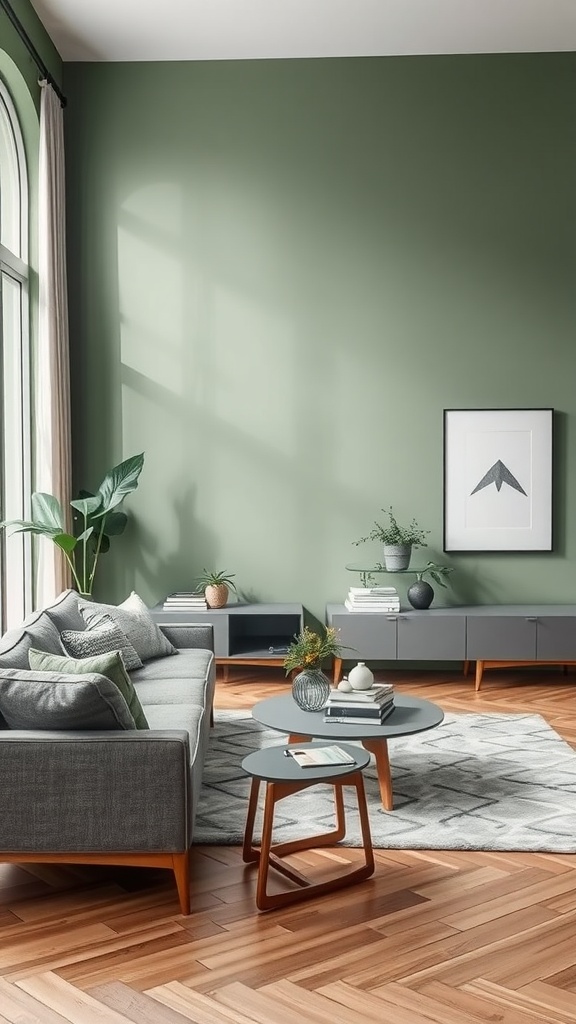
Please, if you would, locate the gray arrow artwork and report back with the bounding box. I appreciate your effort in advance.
[471,459,527,496]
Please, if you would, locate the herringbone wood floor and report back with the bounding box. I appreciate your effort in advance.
[1,667,576,1023]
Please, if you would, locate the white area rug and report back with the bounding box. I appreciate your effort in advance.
[194,710,576,852]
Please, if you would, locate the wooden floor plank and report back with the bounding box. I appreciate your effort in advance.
[0,670,574,1024]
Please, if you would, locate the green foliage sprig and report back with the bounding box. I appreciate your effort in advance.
[283,626,343,674]
[196,569,237,590]
[415,562,454,587]
[354,505,429,548]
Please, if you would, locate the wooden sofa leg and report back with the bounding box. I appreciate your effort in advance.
[172,851,191,916]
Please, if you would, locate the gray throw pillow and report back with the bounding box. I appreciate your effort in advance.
[60,613,143,671]
[29,648,149,730]
[0,667,136,730]
[79,592,177,663]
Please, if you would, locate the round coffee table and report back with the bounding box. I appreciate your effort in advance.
[242,742,374,910]
[252,693,444,811]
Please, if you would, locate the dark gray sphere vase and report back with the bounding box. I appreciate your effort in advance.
[407,579,435,609]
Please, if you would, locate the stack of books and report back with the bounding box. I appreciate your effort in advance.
[323,683,395,724]
[162,592,208,611]
[344,586,400,613]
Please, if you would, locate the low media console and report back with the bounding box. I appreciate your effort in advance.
[326,603,576,690]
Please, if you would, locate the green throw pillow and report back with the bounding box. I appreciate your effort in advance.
[28,648,149,729]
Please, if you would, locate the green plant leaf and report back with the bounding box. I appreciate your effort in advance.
[53,532,78,554]
[101,510,128,536]
[31,493,65,532]
[70,495,102,517]
[94,453,145,515]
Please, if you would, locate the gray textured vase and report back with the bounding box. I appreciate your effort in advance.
[291,668,331,712]
[383,543,412,571]
[407,579,435,609]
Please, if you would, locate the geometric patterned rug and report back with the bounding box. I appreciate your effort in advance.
[194,710,576,852]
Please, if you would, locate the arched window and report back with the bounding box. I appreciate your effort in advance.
[0,80,32,629]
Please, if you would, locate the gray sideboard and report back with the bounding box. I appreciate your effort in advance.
[326,604,576,690]
[151,602,304,675]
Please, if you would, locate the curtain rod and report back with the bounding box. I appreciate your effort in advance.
[0,0,67,107]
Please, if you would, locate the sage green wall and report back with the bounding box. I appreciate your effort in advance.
[64,54,576,618]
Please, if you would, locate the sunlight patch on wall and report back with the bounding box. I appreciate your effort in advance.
[118,182,185,394]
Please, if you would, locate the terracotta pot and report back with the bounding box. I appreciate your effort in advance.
[205,583,229,608]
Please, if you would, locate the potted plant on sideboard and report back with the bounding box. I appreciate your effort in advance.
[197,569,237,609]
[354,505,430,571]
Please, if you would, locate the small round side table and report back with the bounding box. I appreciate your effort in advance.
[242,742,374,912]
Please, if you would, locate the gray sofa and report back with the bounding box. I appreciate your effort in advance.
[0,589,216,915]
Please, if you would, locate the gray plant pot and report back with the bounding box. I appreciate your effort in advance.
[383,543,412,571]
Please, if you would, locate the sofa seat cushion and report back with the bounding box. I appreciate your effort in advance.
[79,592,177,662]
[29,648,149,730]
[0,668,137,730]
[131,650,214,708]
[144,702,204,752]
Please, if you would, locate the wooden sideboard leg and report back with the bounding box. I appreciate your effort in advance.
[475,661,484,692]
[463,660,470,677]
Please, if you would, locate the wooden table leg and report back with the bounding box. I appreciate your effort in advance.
[333,657,343,685]
[362,737,393,811]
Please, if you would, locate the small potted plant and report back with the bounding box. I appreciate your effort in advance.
[284,625,343,711]
[407,562,454,609]
[354,505,429,571]
[196,569,237,609]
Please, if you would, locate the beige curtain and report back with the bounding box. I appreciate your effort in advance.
[35,81,72,604]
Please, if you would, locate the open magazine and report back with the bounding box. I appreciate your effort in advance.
[286,745,356,768]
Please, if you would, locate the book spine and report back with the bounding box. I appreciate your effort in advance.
[325,707,392,718]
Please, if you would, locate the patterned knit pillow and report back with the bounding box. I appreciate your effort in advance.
[60,613,143,672]
[78,592,177,663]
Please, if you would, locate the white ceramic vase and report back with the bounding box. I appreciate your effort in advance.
[348,661,375,691]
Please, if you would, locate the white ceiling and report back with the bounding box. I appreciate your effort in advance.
[28,0,576,63]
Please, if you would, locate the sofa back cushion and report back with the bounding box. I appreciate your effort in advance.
[60,614,143,672]
[0,667,136,730]
[29,648,149,729]
[44,589,87,633]
[79,592,177,663]
[0,612,62,670]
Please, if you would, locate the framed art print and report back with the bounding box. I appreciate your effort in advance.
[443,408,553,552]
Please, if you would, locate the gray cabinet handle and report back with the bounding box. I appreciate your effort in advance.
[526,617,537,622]
[387,616,398,621]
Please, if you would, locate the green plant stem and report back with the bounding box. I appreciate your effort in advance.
[88,518,107,593]
[64,551,83,593]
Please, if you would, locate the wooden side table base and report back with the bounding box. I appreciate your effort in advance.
[242,772,374,911]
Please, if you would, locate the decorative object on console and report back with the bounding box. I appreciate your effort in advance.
[406,562,455,610]
[163,591,208,610]
[0,453,145,597]
[354,505,429,571]
[345,585,400,613]
[283,625,343,711]
[348,661,375,690]
[196,569,237,609]
[443,408,553,552]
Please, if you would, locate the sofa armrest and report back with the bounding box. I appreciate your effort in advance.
[159,623,214,652]
[0,730,193,852]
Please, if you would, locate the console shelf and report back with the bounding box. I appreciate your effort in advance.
[151,602,304,671]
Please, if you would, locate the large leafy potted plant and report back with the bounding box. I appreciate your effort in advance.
[0,453,144,597]
[354,505,429,571]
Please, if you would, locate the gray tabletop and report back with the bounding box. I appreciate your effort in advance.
[252,693,444,741]
[242,742,371,783]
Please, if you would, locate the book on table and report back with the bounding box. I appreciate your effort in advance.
[286,745,357,768]
[327,684,394,705]
[324,698,394,720]
[323,703,396,725]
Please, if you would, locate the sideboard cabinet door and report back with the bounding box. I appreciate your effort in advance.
[536,617,576,660]
[466,616,537,660]
[328,611,397,660]
[397,614,466,661]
